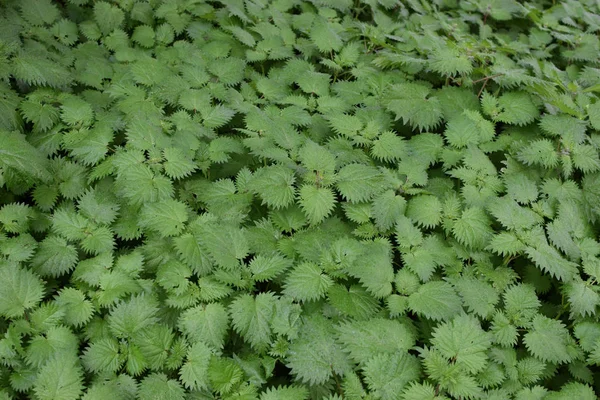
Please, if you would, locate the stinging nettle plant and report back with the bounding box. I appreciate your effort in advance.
[1,0,600,399]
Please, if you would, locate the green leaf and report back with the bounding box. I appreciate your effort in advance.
[135,325,175,370]
[401,246,436,282]
[0,262,45,318]
[163,147,197,180]
[81,338,123,373]
[310,17,344,52]
[431,314,492,373]
[400,382,437,400]
[31,235,78,277]
[565,279,600,317]
[517,139,559,168]
[196,220,249,269]
[504,284,540,327]
[12,55,71,87]
[573,321,600,352]
[284,262,333,302]
[495,91,539,126]
[371,130,408,162]
[488,232,526,256]
[588,101,600,130]
[260,385,309,400]
[395,216,423,249]
[202,105,236,128]
[19,97,59,132]
[386,83,443,131]
[335,318,416,365]
[572,143,600,173]
[180,341,212,391]
[336,164,383,203]
[444,110,495,148]
[327,113,363,138]
[34,355,84,400]
[298,185,336,225]
[430,45,473,77]
[77,189,119,225]
[178,303,230,349]
[60,97,94,127]
[363,353,421,400]
[504,173,539,204]
[250,165,296,209]
[0,233,38,262]
[131,25,155,48]
[0,203,33,234]
[0,131,51,181]
[490,312,518,347]
[25,325,79,368]
[453,277,499,318]
[344,239,394,298]
[546,382,597,400]
[107,294,159,339]
[405,195,442,229]
[249,252,293,282]
[286,315,351,385]
[524,315,575,364]
[138,373,185,400]
[299,141,336,176]
[230,293,277,351]
[296,71,330,97]
[207,57,246,86]
[207,356,244,395]
[327,284,380,319]
[487,196,543,231]
[452,207,493,249]
[525,243,578,281]
[20,0,60,25]
[408,281,462,321]
[139,199,189,237]
[93,1,125,35]
[371,190,407,230]
[54,287,94,327]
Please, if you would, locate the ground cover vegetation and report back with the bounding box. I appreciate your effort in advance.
[1,0,600,398]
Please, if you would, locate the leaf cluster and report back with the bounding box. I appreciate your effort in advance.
[0,0,600,399]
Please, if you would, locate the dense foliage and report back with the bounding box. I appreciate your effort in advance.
[1,0,600,398]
